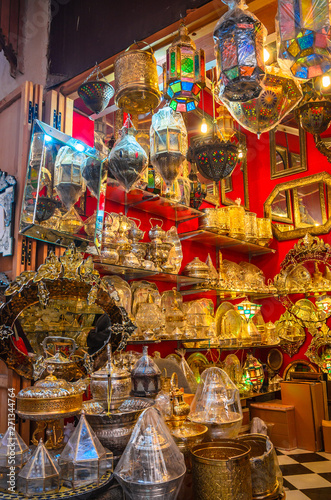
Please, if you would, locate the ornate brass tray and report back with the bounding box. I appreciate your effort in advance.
[0,245,135,379]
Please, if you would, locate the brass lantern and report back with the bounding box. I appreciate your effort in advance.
[163,24,206,112]
[115,44,161,114]
[150,106,188,187]
[216,105,236,142]
[214,0,267,103]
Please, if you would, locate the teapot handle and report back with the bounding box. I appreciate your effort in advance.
[149,217,164,229]
[128,217,141,228]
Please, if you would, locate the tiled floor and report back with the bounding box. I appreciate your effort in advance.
[277,448,331,499]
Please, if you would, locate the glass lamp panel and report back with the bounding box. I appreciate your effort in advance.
[155,131,168,153]
[168,131,181,152]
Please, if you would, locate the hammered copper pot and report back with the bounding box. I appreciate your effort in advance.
[191,440,252,500]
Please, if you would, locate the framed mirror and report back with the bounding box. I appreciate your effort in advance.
[293,181,327,228]
[264,172,331,241]
[270,190,293,224]
[270,115,307,179]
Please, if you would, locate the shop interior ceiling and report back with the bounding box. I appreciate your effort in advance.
[58,0,277,111]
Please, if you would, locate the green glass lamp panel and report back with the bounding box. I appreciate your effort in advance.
[225,66,239,80]
[169,100,177,111]
[181,56,194,76]
[170,51,176,75]
[194,54,200,79]
[170,81,182,94]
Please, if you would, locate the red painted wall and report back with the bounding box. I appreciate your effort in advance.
[72,106,331,373]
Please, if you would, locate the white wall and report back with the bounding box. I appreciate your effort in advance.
[0,0,50,102]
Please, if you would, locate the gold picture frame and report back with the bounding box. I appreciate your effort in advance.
[270,123,307,180]
[264,172,331,241]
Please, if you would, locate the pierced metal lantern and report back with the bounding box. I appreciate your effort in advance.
[78,80,114,115]
[295,80,331,135]
[188,124,239,183]
[163,24,206,112]
[150,106,188,187]
[115,45,161,114]
[214,0,267,103]
[236,299,262,345]
[225,66,303,136]
[276,0,331,80]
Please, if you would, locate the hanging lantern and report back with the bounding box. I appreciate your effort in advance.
[276,0,331,80]
[295,80,331,135]
[115,44,161,114]
[150,106,188,187]
[188,168,207,209]
[163,24,206,112]
[242,353,264,392]
[213,0,267,103]
[225,66,303,136]
[54,145,85,210]
[236,299,262,345]
[216,105,236,141]
[188,124,240,183]
[78,65,114,114]
[108,127,148,192]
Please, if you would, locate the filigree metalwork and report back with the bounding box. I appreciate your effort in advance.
[0,244,135,379]
[306,324,331,376]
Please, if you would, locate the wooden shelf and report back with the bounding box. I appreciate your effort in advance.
[179,229,275,256]
[182,343,281,352]
[107,180,203,222]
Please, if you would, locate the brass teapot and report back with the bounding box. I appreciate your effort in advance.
[169,373,190,428]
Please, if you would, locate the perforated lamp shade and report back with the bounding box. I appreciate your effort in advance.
[224,66,303,136]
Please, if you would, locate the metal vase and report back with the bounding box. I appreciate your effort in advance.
[238,434,282,500]
[191,440,252,500]
[115,473,185,500]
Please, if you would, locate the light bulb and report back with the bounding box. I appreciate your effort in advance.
[201,118,208,134]
[74,143,85,152]
[322,75,331,88]
[263,48,271,63]
[238,151,243,159]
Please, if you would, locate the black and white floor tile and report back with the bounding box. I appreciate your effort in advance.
[277,448,331,499]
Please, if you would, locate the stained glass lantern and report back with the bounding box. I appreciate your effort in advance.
[295,80,331,135]
[242,353,264,393]
[236,299,262,345]
[163,24,206,113]
[59,412,111,488]
[213,0,267,103]
[17,439,60,496]
[276,0,331,80]
[150,106,188,187]
[225,66,303,136]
